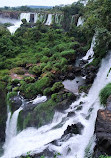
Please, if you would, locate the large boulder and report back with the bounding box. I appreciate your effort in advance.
[94,108,111,157]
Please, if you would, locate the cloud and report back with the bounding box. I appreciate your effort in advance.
[0,0,77,7]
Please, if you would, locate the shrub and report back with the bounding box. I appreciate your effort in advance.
[99,83,111,105]
[61,49,75,59]
[51,82,64,93]
[24,76,35,83]
[31,66,41,75]
[35,76,51,94]
[11,79,20,86]
[43,87,52,96]
[40,56,49,63]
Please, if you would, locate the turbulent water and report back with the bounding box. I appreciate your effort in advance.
[1,51,111,158]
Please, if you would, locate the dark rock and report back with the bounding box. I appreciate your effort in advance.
[106,95,111,111]
[81,65,98,84]
[19,148,54,158]
[94,109,111,157]
[67,111,75,117]
[64,123,84,135]
[10,95,22,112]
[67,73,75,80]
[74,67,81,74]
[0,82,7,142]
[76,106,82,111]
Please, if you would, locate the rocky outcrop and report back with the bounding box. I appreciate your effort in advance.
[93,95,111,157]
[64,123,84,135]
[0,11,20,19]
[81,65,98,84]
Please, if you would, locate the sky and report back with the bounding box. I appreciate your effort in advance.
[0,0,78,7]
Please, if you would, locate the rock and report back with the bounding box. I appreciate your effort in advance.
[64,123,84,135]
[67,111,75,117]
[94,109,111,157]
[19,148,54,158]
[106,95,111,111]
[10,95,22,112]
[81,65,98,84]
[0,82,7,142]
[0,11,20,19]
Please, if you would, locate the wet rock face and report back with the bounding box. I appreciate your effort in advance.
[64,123,84,135]
[10,95,22,112]
[94,108,111,157]
[0,11,20,19]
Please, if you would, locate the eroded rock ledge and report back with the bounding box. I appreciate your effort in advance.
[94,95,111,157]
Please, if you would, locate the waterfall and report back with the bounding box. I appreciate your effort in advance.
[45,14,52,25]
[3,107,22,151]
[7,13,31,34]
[82,36,96,63]
[1,51,111,158]
[20,13,30,22]
[34,13,39,23]
[77,17,84,26]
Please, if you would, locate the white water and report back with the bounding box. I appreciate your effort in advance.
[3,107,23,150]
[2,51,111,158]
[7,13,31,34]
[77,17,84,26]
[45,14,52,25]
[82,36,96,63]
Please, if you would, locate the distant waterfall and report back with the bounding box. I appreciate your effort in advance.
[77,16,84,26]
[45,14,52,25]
[20,13,30,22]
[7,12,63,34]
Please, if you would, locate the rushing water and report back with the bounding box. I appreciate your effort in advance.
[1,51,111,158]
[82,35,96,64]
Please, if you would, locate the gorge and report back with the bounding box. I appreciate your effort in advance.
[0,0,111,158]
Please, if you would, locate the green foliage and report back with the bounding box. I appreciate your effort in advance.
[99,156,111,158]
[51,82,64,93]
[99,83,111,105]
[24,76,35,83]
[61,49,75,57]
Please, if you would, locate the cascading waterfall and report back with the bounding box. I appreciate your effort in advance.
[45,14,52,25]
[82,35,96,63]
[3,107,23,150]
[1,51,111,158]
[20,13,30,22]
[77,17,84,27]
[8,13,31,34]
[7,13,62,34]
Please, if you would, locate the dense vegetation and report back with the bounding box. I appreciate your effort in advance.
[0,0,111,157]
